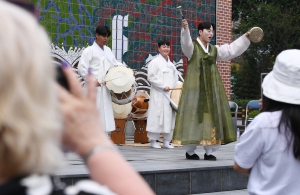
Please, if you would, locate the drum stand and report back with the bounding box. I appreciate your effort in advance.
[110,119,127,144]
[133,118,148,143]
[110,117,149,144]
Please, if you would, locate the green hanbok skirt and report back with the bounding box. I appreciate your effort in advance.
[173,43,236,146]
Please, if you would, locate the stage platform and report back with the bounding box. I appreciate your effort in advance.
[56,140,248,195]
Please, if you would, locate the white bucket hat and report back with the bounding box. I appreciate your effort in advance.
[262,49,300,105]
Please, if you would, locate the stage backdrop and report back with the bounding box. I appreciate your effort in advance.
[32,0,216,70]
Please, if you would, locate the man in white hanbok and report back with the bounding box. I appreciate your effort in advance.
[147,40,179,149]
[78,26,122,132]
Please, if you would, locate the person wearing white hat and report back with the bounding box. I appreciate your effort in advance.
[78,26,123,132]
[146,40,179,149]
[234,49,300,195]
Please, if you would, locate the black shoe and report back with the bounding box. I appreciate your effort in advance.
[204,154,217,161]
[186,152,200,160]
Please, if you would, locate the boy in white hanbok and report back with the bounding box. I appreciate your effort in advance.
[147,40,179,149]
[78,26,122,132]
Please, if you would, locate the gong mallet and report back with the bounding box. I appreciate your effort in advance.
[177,6,184,19]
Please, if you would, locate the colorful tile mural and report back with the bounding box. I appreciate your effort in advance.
[33,0,216,69]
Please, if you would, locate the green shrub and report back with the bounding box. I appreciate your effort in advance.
[248,110,260,119]
[231,99,251,108]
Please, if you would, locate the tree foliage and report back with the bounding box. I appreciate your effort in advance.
[231,1,300,99]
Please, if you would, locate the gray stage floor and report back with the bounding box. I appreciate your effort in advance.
[56,140,248,195]
[58,120,245,175]
[57,140,240,176]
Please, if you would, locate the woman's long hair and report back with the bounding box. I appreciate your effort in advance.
[261,97,300,160]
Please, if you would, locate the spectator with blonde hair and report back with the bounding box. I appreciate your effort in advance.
[0,1,154,195]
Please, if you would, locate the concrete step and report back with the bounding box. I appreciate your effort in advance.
[191,189,247,195]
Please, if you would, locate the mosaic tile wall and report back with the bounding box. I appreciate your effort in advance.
[33,0,216,70]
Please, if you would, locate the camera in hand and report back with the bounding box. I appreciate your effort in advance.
[55,60,70,91]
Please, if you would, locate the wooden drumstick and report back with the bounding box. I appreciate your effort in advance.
[177,6,184,19]
[170,88,182,90]
[100,76,121,85]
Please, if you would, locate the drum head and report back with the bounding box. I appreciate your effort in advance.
[131,93,149,114]
[130,90,150,119]
[112,102,132,119]
[105,65,135,93]
[249,27,264,43]
[170,81,183,111]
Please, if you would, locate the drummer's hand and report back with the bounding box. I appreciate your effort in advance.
[95,80,101,87]
[164,86,170,92]
[245,31,250,40]
[182,19,188,30]
[57,66,112,158]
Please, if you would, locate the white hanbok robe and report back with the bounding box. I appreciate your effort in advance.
[181,28,250,61]
[78,42,121,132]
[146,54,178,138]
